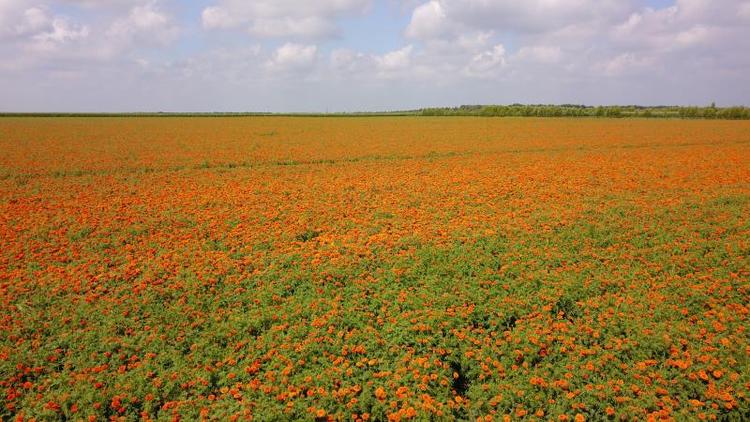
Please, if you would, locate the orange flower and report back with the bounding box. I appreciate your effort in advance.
[4,117,750,420]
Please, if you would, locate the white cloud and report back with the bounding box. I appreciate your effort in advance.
[376,45,413,71]
[402,0,750,86]
[156,45,264,82]
[514,45,563,64]
[30,16,89,51]
[464,44,506,77]
[330,48,373,75]
[328,46,422,80]
[674,25,711,47]
[613,1,749,46]
[0,3,89,55]
[1,4,71,40]
[266,43,318,72]
[0,0,181,76]
[55,0,134,6]
[406,0,630,41]
[202,0,370,38]
[674,0,750,24]
[404,1,450,39]
[597,52,656,76]
[107,1,179,45]
[15,7,52,38]
[418,31,494,58]
[2,0,750,111]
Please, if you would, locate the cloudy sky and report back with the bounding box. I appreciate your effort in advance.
[1,0,749,112]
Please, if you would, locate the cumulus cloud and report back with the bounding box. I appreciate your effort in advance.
[30,16,89,52]
[597,52,657,76]
[401,0,750,83]
[55,0,134,6]
[406,0,630,41]
[0,2,91,62]
[0,0,180,71]
[1,3,84,42]
[376,45,413,71]
[612,1,747,52]
[107,1,179,46]
[2,0,750,111]
[403,0,606,80]
[464,44,506,77]
[327,45,427,81]
[266,43,318,72]
[330,48,374,75]
[601,0,750,82]
[201,0,370,39]
[404,1,451,40]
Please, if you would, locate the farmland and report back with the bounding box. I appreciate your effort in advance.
[1,117,750,420]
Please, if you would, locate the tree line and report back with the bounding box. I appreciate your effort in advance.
[421,104,750,119]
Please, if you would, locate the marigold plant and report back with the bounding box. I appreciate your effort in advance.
[1,117,749,420]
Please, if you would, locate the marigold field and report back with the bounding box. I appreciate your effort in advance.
[2,117,750,421]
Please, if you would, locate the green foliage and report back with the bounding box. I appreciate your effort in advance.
[5,194,750,420]
[294,229,321,242]
[422,104,750,119]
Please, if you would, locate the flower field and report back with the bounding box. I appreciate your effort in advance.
[1,116,750,421]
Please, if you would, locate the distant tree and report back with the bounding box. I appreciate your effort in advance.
[605,106,622,118]
[419,104,747,120]
[720,107,750,120]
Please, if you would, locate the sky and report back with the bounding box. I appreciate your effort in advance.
[0,0,749,112]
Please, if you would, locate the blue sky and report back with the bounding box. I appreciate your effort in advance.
[1,0,749,112]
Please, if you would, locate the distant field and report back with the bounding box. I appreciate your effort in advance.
[2,117,749,420]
